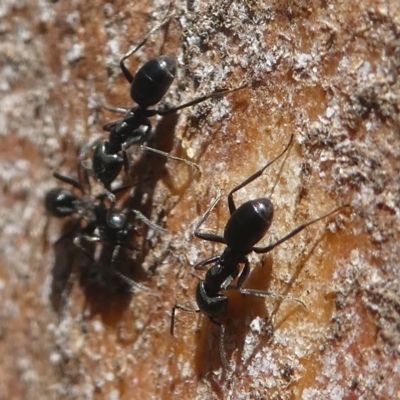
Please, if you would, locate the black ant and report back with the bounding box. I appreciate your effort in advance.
[90,15,246,193]
[170,135,349,370]
[45,166,167,291]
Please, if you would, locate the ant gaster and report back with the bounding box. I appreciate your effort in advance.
[45,167,167,291]
[170,135,349,370]
[91,16,246,193]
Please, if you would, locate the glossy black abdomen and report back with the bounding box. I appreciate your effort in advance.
[224,198,273,251]
[131,56,176,107]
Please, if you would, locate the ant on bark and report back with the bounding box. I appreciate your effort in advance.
[45,165,166,291]
[170,135,349,370]
[90,14,245,196]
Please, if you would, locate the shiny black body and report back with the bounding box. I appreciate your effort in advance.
[92,26,244,189]
[224,198,274,252]
[171,136,347,369]
[46,169,167,293]
[45,171,134,249]
[45,171,166,262]
[101,56,177,148]
[195,197,274,319]
[127,55,176,108]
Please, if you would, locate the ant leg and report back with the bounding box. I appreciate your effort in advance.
[130,209,168,234]
[78,159,92,194]
[53,172,84,192]
[227,135,293,214]
[120,125,152,151]
[193,186,225,244]
[120,135,143,151]
[235,257,250,289]
[140,126,153,145]
[54,220,81,246]
[122,150,130,173]
[98,184,116,204]
[109,244,154,293]
[253,205,350,254]
[140,145,200,172]
[119,14,172,83]
[139,122,153,145]
[194,255,220,271]
[113,270,153,293]
[73,234,101,262]
[226,257,306,307]
[195,232,225,244]
[156,84,248,116]
[102,105,129,115]
[103,119,121,133]
[238,287,306,308]
[110,244,122,266]
[96,184,132,209]
[79,138,102,171]
[110,183,134,196]
[98,182,138,203]
[210,318,230,372]
[170,304,200,335]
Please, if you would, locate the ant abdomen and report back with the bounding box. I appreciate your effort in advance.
[131,55,176,107]
[224,198,274,252]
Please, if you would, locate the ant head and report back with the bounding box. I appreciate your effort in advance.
[131,55,176,107]
[45,188,77,218]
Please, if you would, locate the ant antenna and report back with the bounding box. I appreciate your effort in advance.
[120,10,174,76]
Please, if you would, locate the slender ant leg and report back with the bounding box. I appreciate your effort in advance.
[130,209,168,235]
[140,145,200,172]
[253,205,349,254]
[156,85,248,116]
[170,304,200,335]
[113,269,155,294]
[193,186,225,244]
[53,172,84,192]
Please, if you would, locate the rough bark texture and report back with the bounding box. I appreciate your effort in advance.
[0,0,399,399]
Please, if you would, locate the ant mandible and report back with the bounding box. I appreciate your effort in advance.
[91,14,246,192]
[170,135,349,370]
[45,166,167,291]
